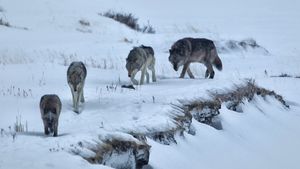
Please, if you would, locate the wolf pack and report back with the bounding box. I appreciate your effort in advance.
[40,37,223,137]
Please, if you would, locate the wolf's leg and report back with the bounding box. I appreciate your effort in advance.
[71,91,75,107]
[205,63,214,79]
[44,126,49,135]
[53,120,58,137]
[146,70,150,83]
[50,123,54,133]
[151,67,157,82]
[69,84,76,108]
[75,91,80,113]
[205,69,209,78]
[71,89,79,113]
[43,119,49,135]
[131,71,139,85]
[180,63,190,78]
[150,58,157,82]
[140,66,146,85]
[209,70,215,79]
[187,67,195,79]
[80,86,85,103]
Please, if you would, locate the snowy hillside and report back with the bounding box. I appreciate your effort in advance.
[0,0,300,169]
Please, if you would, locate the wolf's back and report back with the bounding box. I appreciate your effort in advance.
[140,45,154,56]
[127,47,147,62]
[40,95,62,116]
[190,38,223,71]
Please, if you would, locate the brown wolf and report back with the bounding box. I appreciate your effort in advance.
[169,38,222,79]
[40,94,62,137]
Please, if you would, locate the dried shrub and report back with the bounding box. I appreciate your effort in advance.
[100,10,155,34]
[175,80,289,130]
[271,73,300,78]
[211,80,289,111]
[78,19,90,26]
[0,18,10,27]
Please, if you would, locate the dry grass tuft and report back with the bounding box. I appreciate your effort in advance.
[174,79,289,130]
[100,10,155,34]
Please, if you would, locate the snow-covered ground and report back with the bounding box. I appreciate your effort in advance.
[0,0,300,168]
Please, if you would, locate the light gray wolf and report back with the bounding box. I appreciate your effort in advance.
[40,94,62,137]
[67,61,87,113]
[169,37,222,79]
[126,45,156,85]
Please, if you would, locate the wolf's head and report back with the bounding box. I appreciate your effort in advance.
[67,62,86,92]
[126,48,143,77]
[43,108,57,131]
[169,39,192,71]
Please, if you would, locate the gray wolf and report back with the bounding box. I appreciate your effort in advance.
[40,94,62,137]
[169,38,222,79]
[67,61,87,113]
[126,45,156,85]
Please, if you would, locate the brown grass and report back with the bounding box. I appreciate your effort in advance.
[75,137,150,169]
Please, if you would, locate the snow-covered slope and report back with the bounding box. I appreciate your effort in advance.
[0,0,300,169]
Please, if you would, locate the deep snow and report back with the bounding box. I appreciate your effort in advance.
[0,0,300,169]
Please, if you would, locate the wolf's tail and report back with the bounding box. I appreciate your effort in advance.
[210,46,223,71]
[213,56,223,71]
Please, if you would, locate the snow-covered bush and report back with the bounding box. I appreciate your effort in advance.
[210,80,289,111]
[73,137,150,169]
[78,19,90,26]
[0,18,10,27]
[216,38,269,54]
[176,80,289,130]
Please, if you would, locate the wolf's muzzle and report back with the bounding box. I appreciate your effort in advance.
[173,65,178,71]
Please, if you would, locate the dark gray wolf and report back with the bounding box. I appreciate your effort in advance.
[40,94,62,137]
[126,45,156,85]
[67,61,87,113]
[169,38,222,79]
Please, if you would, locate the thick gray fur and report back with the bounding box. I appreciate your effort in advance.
[67,61,87,113]
[126,45,156,85]
[40,94,62,137]
[169,37,222,79]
